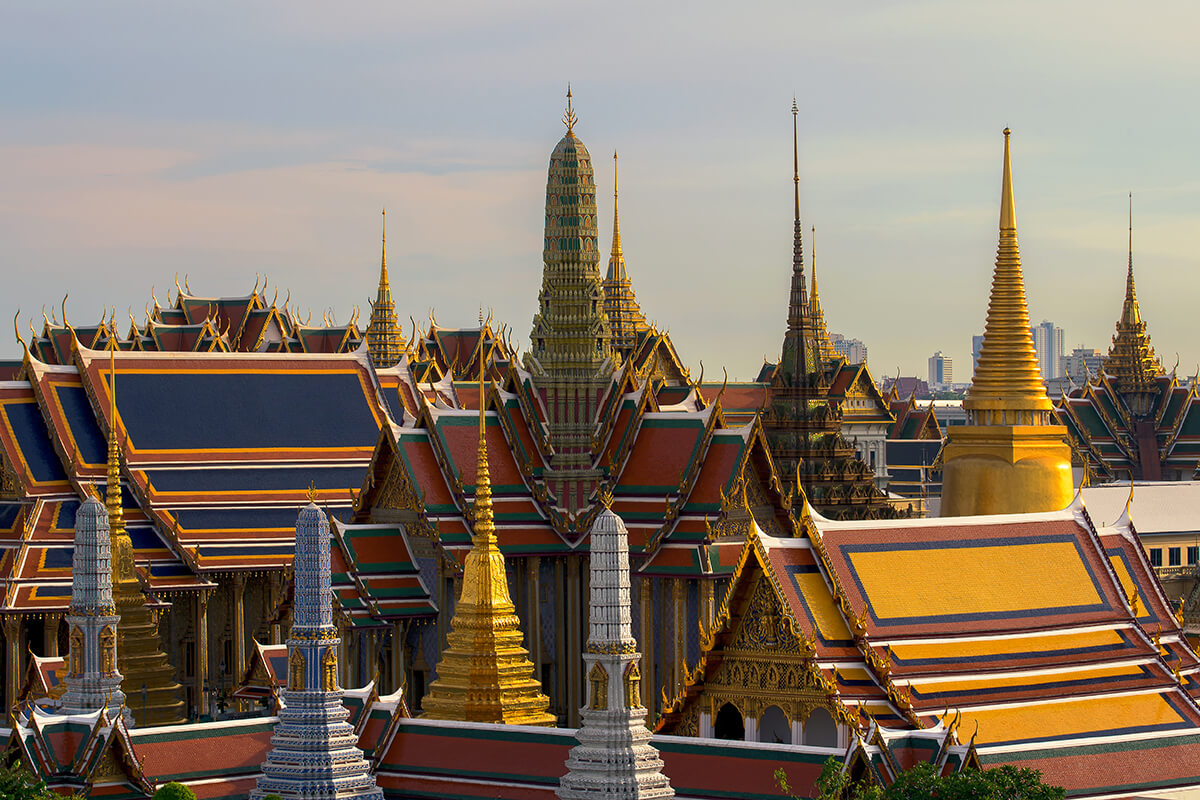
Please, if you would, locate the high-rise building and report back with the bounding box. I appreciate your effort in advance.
[830,333,867,365]
[971,335,984,376]
[1030,320,1065,380]
[927,351,952,386]
[1062,347,1103,383]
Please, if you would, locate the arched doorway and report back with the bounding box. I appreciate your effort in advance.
[758,705,791,744]
[804,707,837,747]
[714,702,745,740]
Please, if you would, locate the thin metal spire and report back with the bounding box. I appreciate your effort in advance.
[792,96,800,222]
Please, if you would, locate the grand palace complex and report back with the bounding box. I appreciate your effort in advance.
[4,96,1200,799]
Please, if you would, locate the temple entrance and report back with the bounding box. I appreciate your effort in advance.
[714,702,745,740]
[758,705,791,744]
[804,707,837,747]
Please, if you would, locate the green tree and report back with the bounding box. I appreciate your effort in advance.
[0,761,84,800]
[152,782,198,800]
[776,759,1063,800]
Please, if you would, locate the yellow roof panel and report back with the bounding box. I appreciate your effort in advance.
[910,663,1144,694]
[890,629,1124,662]
[849,541,1101,620]
[792,570,852,640]
[964,691,1186,744]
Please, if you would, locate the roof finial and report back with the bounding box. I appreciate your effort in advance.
[381,207,387,276]
[106,347,124,539]
[792,96,800,223]
[563,84,577,136]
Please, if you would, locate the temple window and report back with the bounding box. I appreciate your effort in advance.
[714,702,744,740]
[69,629,83,675]
[758,705,791,744]
[624,662,641,709]
[803,707,838,747]
[588,662,608,710]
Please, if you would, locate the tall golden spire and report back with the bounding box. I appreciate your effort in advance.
[603,150,649,356]
[808,225,839,363]
[1103,192,1163,410]
[105,349,187,725]
[611,150,623,262]
[367,208,405,369]
[941,128,1072,517]
[420,345,554,725]
[963,128,1053,425]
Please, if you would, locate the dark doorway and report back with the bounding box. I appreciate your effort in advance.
[714,702,745,740]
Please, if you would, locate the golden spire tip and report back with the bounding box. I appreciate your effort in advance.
[563,84,577,135]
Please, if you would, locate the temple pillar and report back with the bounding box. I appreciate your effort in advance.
[639,577,654,723]
[391,620,405,694]
[43,614,62,657]
[744,715,758,742]
[702,581,714,629]
[554,557,566,720]
[700,710,712,738]
[231,573,246,711]
[195,591,210,719]
[4,615,21,707]
[528,556,541,678]
[268,573,282,645]
[673,579,685,693]
[338,620,350,688]
[566,557,582,727]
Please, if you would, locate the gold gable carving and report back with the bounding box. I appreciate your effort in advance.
[0,451,20,500]
[379,460,423,512]
[728,576,809,656]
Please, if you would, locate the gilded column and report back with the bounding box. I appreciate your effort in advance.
[672,579,684,693]
[4,615,20,709]
[567,558,582,727]
[231,573,247,710]
[269,573,282,646]
[638,577,654,722]
[391,620,405,694]
[195,591,210,718]
[44,614,61,658]
[528,556,542,676]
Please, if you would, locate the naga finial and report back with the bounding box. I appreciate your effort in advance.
[307,481,318,502]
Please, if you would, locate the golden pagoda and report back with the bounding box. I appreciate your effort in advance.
[602,151,650,357]
[105,349,187,726]
[1101,195,1164,417]
[419,354,555,725]
[807,226,840,364]
[367,209,405,369]
[940,129,1072,517]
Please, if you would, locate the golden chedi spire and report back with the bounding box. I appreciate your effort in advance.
[367,209,405,369]
[105,349,187,725]
[807,225,840,364]
[603,150,649,357]
[420,357,555,725]
[941,129,1072,517]
[1103,193,1163,415]
[964,129,1053,424]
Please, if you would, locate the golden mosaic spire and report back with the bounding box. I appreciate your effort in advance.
[603,150,649,356]
[1104,193,1163,408]
[420,356,555,725]
[807,225,839,363]
[367,209,405,369]
[105,350,187,726]
[963,128,1054,426]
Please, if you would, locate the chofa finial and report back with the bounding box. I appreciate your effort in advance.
[307,481,318,502]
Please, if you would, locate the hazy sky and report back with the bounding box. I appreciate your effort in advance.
[3,2,1199,381]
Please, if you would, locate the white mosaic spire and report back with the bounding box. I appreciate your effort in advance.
[557,507,674,799]
[60,495,127,715]
[252,502,382,800]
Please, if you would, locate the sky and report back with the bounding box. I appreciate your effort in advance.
[3,2,1199,381]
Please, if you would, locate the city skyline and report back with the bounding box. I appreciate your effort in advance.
[3,2,1198,380]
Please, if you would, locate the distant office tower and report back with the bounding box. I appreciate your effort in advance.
[1030,320,1065,380]
[830,333,868,364]
[971,335,984,376]
[1063,347,1103,383]
[928,351,953,387]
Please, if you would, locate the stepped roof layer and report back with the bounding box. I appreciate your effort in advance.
[656,495,1200,796]
[1,283,389,613]
[1057,371,1200,482]
[356,343,796,578]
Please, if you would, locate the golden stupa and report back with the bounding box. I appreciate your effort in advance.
[106,349,188,725]
[940,129,1073,517]
[419,347,555,726]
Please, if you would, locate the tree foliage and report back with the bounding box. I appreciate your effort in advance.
[776,759,1064,800]
[152,782,198,800]
[0,761,82,800]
